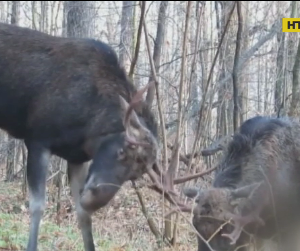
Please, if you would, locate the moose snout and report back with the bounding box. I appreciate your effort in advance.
[79,181,119,213]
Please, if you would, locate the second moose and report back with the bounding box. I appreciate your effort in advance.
[184,115,300,251]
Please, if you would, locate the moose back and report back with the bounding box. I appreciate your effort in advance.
[0,22,159,251]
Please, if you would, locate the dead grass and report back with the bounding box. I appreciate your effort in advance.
[0,180,198,251]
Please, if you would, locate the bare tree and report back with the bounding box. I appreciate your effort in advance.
[145,1,168,107]
[232,1,243,132]
[119,1,135,73]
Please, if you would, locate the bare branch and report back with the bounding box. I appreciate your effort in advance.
[128,1,145,79]
[174,166,217,185]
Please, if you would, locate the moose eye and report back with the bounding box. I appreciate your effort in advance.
[125,140,137,149]
[129,144,136,149]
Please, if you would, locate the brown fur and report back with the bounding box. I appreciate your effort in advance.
[0,22,159,251]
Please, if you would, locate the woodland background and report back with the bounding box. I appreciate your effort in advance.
[0,1,297,251]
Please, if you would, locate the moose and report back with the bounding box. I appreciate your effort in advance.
[0,22,182,251]
[183,115,300,251]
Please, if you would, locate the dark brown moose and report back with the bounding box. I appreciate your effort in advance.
[183,116,300,251]
[0,22,177,251]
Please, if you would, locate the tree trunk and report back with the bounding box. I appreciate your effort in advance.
[275,30,285,115]
[239,1,249,123]
[146,1,168,107]
[232,1,243,132]
[40,1,48,33]
[216,1,227,138]
[119,1,135,73]
[275,1,287,116]
[65,1,95,38]
[289,39,300,116]
[5,1,20,182]
[11,1,19,25]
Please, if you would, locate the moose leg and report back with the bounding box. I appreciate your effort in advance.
[68,162,95,251]
[25,141,50,251]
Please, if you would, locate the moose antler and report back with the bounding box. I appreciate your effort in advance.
[221,210,265,245]
[222,182,269,245]
[145,162,196,216]
[121,81,155,147]
[146,164,188,207]
[121,81,196,215]
[123,81,154,129]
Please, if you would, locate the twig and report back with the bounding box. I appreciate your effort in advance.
[47,170,61,182]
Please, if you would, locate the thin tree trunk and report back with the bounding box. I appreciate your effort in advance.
[275,30,285,115]
[216,1,227,137]
[232,1,243,132]
[119,1,135,73]
[146,1,168,107]
[6,1,20,182]
[165,1,191,244]
[275,1,287,116]
[288,40,300,116]
[239,1,249,123]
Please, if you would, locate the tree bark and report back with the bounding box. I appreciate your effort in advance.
[289,40,300,116]
[232,1,243,132]
[5,1,20,182]
[275,31,285,115]
[216,1,228,137]
[119,1,135,73]
[146,1,168,107]
[65,1,95,38]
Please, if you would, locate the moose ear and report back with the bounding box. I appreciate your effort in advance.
[230,182,263,199]
[183,187,200,199]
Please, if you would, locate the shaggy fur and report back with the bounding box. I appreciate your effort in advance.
[184,116,300,251]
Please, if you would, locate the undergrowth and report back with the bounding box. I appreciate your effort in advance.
[0,180,196,251]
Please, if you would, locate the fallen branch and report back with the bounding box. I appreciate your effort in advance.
[167,136,226,162]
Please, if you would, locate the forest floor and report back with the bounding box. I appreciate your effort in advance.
[0,179,197,251]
